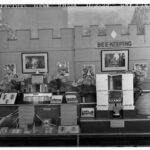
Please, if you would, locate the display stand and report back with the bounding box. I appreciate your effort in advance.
[1,102,150,146]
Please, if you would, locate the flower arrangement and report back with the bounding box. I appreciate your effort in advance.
[0,63,96,103]
[0,65,31,92]
[72,77,96,103]
[48,73,69,94]
[132,69,146,102]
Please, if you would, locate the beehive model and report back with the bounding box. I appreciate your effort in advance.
[96,73,135,111]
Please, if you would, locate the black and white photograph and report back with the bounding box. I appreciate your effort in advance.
[22,52,48,73]
[81,107,95,117]
[0,1,150,147]
[101,50,129,71]
[0,93,17,104]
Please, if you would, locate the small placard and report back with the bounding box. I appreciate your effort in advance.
[66,95,78,103]
[32,75,44,84]
[58,125,80,134]
[51,95,63,104]
[0,93,17,104]
[110,120,125,128]
[81,108,95,118]
[9,129,23,134]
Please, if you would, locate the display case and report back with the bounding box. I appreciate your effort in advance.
[96,73,135,119]
[1,73,150,146]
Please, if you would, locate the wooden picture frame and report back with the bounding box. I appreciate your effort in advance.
[0,93,17,104]
[81,108,95,118]
[101,50,129,72]
[51,95,63,104]
[22,52,48,74]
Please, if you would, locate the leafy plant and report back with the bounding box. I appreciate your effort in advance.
[133,71,143,102]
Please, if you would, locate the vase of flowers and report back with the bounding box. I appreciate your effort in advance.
[73,77,96,103]
[133,69,150,115]
[0,66,25,93]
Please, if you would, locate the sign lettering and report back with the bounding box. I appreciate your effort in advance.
[97,41,132,48]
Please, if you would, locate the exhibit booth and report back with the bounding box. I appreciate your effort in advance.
[0,8,150,146]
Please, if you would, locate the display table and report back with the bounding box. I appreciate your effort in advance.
[80,118,150,133]
[79,133,150,146]
[1,133,150,146]
[1,103,150,146]
[0,134,78,146]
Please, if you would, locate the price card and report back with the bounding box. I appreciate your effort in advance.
[110,120,125,128]
[58,125,80,134]
[66,95,78,103]
[51,95,63,104]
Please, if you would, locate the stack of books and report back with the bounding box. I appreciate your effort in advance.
[60,104,77,125]
[18,105,35,128]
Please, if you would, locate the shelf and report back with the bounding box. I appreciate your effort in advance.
[1,132,150,137]
[80,118,150,122]
[97,90,133,91]
[79,102,96,105]
[1,132,150,146]
[0,134,79,146]
[0,103,95,106]
[142,90,150,93]
[0,133,79,137]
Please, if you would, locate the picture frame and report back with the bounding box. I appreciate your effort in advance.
[65,95,78,103]
[51,95,63,104]
[0,93,17,104]
[101,50,129,72]
[81,108,95,118]
[21,52,48,74]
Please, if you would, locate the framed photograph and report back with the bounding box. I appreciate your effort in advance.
[0,93,17,104]
[134,63,148,82]
[81,108,95,118]
[101,50,129,71]
[22,52,48,74]
[65,95,78,103]
[51,95,63,104]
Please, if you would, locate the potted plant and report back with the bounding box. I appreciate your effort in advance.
[72,77,96,103]
[133,68,150,115]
